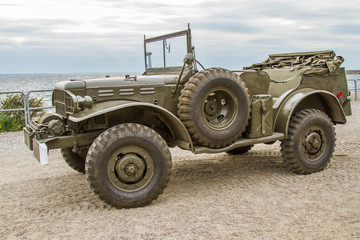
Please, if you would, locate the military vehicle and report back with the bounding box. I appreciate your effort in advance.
[24,26,352,208]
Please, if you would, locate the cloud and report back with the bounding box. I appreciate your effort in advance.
[0,0,359,73]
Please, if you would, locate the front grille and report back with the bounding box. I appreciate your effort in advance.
[54,90,78,116]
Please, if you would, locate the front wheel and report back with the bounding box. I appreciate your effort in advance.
[281,109,335,174]
[61,148,87,174]
[85,123,172,208]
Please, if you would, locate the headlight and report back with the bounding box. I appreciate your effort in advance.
[54,90,93,115]
[77,95,93,110]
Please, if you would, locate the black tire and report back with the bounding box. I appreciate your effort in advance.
[85,123,172,208]
[61,148,87,174]
[178,68,250,148]
[281,109,336,174]
[227,145,253,155]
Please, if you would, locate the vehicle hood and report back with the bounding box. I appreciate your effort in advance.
[55,74,179,91]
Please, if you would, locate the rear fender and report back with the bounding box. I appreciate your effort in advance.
[274,88,346,138]
[68,101,193,150]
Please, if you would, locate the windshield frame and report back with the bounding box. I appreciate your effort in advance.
[144,27,192,70]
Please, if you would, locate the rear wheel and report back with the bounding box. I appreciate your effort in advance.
[86,123,172,208]
[281,109,335,174]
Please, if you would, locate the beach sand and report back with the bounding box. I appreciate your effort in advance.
[1,102,359,239]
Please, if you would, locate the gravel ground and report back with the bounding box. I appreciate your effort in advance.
[0,102,359,239]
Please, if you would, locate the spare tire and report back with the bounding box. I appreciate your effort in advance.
[177,68,250,148]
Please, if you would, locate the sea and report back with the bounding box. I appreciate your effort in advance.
[1,72,359,92]
[0,73,127,108]
[0,73,126,93]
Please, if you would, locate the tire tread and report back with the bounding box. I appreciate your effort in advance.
[85,123,172,208]
[281,109,336,174]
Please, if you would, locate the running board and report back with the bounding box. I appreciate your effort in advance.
[193,132,284,154]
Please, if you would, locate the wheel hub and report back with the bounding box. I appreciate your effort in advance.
[202,88,237,130]
[115,153,146,183]
[125,164,137,175]
[302,128,327,161]
[305,132,322,154]
[204,98,221,116]
[108,146,154,192]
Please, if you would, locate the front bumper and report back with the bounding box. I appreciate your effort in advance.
[23,126,49,165]
[24,122,103,165]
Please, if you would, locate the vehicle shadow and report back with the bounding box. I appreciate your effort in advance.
[170,149,288,184]
[7,148,289,213]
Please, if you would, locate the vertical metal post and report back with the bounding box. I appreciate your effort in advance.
[144,35,147,70]
[355,80,358,101]
[24,92,29,126]
[163,39,166,67]
[187,24,192,53]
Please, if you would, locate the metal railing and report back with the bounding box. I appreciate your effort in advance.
[0,90,53,126]
[0,91,27,124]
[348,79,359,101]
[25,90,53,125]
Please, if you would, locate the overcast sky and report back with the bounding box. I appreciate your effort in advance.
[1,0,359,74]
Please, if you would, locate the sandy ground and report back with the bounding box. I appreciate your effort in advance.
[1,102,359,240]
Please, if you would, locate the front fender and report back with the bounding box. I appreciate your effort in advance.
[68,100,193,150]
[274,88,346,138]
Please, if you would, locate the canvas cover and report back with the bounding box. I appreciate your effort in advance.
[244,50,344,76]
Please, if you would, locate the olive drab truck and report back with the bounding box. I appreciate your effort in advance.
[24,26,352,208]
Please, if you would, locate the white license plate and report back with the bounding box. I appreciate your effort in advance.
[33,139,49,165]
